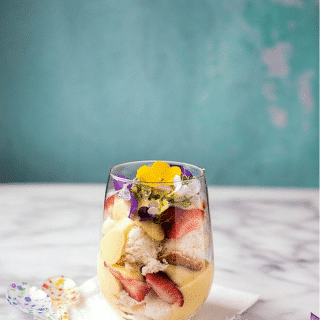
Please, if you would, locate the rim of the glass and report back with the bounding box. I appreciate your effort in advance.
[109,160,205,183]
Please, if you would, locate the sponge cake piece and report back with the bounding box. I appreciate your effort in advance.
[160,228,205,271]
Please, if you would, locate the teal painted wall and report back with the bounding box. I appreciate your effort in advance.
[0,0,318,187]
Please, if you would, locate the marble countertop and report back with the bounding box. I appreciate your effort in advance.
[0,184,318,319]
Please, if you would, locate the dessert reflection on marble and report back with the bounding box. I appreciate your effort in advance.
[0,184,318,320]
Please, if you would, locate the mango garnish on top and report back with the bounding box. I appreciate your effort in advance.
[136,161,181,186]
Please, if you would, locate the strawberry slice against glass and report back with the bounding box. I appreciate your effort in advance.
[161,207,205,239]
[108,265,151,302]
[145,272,184,307]
[104,194,116,210]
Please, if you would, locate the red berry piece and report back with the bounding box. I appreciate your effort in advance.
[108,266,151,302]
[145,272,184,307]
[161,207,204,239]
[104,194,115,210]
[120,278,151,302]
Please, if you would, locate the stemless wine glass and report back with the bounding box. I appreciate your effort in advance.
[97,160,214,320]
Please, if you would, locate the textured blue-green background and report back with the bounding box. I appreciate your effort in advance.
[0,0,318,186]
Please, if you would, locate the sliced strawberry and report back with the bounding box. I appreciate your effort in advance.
[104,194,115,210]
[145,272,184,307]
[120,278,151,302]
[161,207,204,239]
[108,265,151,302]
[158,206,179,224]
[104,194,116,218]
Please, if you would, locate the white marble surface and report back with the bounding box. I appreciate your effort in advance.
[0,184,318,320]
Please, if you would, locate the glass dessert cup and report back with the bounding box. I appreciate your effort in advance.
[97,161,214,320]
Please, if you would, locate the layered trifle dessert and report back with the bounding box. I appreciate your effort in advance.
[97,161,214,320]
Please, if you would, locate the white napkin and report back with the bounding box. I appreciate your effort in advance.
[69,277,259,320]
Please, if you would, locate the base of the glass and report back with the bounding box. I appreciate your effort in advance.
[117,310,199,320]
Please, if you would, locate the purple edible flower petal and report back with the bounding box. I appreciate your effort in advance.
[129,192,138,217]
[114,176,137,219]
[170,164,193,177]
[311,313,319,320]
[113,175,130,190]
[181,167,193,177]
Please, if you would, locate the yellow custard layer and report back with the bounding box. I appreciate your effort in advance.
[97,253,214,320]
[167,261,214,320]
